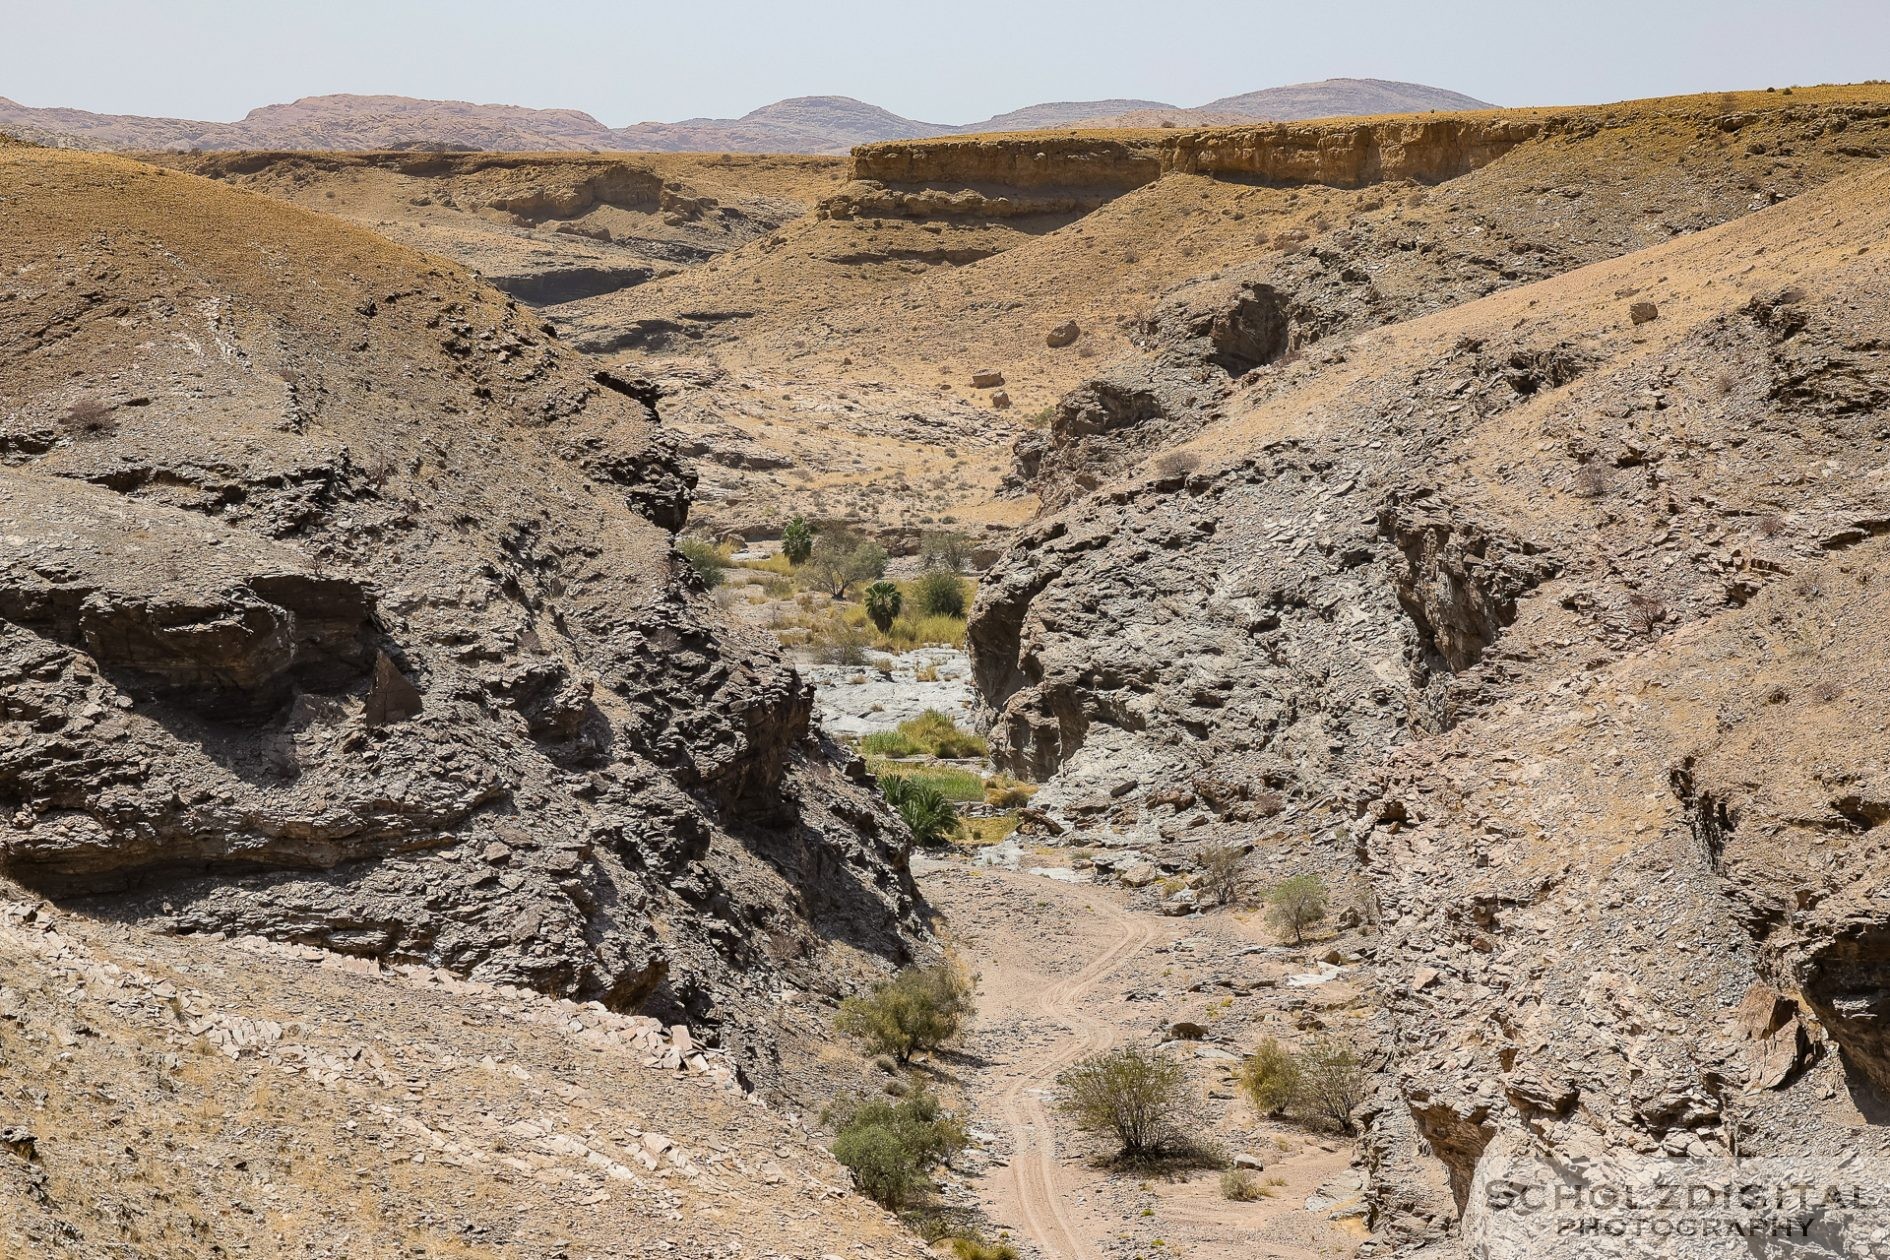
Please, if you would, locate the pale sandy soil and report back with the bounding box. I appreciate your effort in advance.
[921,859,1371,1259]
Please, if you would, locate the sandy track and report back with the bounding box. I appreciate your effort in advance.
[986,888,1158,1260]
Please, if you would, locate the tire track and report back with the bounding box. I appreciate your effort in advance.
[991,893,1157,1260]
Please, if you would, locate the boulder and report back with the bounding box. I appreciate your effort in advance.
[1046,320,1081,348]
[1119,861,1160,888]
[971,370,1005,388]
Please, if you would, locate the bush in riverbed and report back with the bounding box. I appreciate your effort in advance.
[809,614,870,665]
[781,516,815,565]
[1235,1037,1302,1117]
[825,1087,967,1209]
[1265,872,1329,943]
[920,531,973,574]
[861,710,985,760]
[1296,1037,1367,1135]
[983,775,1036,808]
[807,525,887,597]
[1220,1168,1269,1201]
[1056,1045,1205,1163]
[912,568,969,618]
[872,761,986,803]
[1236,1035,1368,1135]
[880,610,968,650]
[1195,844,1249,908]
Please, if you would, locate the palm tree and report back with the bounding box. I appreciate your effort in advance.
[863,580,903,632]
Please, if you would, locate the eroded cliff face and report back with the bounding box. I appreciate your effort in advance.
[0,149,924,1076]
[825,119,1537,222]
[966,158,1890,1237]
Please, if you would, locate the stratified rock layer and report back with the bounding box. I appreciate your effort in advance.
[968,157,1890,1237]
[0,147,923,1075]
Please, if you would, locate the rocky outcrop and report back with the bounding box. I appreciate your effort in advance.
[0,146,924,1077]
[968,162,1890,1236]
[835,116,1546,222]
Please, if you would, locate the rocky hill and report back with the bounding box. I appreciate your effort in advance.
[0,146,927,1092]
[954,94,1890,1241]
[1201,76,1497,120]
[613,96,958,153]
[0,79,1492,154]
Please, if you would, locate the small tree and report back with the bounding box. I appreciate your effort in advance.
[835,962,975,1065]
[913,569,968,618]
[1266,873,1329,944]
[1196,845,1248,908]
[807,526,888,598]
[1056,1045,1200,1162]
[881,775,960,847]
[1235,1037,1302,1116]
[1297,1038,1366,1135]
[863,581,903,632]
[782,516,815,565]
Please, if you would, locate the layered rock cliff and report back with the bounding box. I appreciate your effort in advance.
[0,147,925,1079]
[963,117,1890,1243]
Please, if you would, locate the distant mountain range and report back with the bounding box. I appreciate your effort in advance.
[0,79,1495,155]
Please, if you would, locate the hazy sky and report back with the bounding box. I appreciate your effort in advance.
[7,0,1887,124]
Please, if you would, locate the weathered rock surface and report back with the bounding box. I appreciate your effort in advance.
[0,146,923,1077]
[969,161,1890,1236]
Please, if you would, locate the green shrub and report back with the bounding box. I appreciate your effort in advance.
[1236,1035,1367,1135]
[1265,873,1329,944]
[870,761,986,803]
[983,775,1036,808]
[946,1237,1020,1260]
[880,610,968,650]
[1235,1037,1301,1116]
[676,537,727,588]
[1297,1037,1367,1135]
[908,709,985,758]
[782,516,815,565]
[861,730,919,758]
[913,569,969,618]
[1196,844,1249,908]
[863,580,903,632]
[881,775,961,846]
[835,963,976,1065]
[1056,1045,1202,1162]
[826,1087,967,1210]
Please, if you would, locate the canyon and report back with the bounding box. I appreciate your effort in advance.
[5,79,1890,1259]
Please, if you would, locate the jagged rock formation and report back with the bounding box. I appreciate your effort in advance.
[964,125,1890,1247]
[0,147,924,1079]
